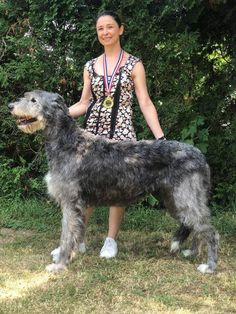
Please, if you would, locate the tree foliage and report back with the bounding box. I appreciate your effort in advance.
[0,0,235,209]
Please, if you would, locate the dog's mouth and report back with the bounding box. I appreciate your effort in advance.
[16,116,38,125]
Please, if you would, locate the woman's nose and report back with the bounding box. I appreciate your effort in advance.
[102,28,108,35]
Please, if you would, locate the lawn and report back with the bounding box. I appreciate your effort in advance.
[0,197,236,313]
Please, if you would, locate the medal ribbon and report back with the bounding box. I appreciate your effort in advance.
[103,49,124,96]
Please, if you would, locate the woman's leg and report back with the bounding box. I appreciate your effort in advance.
[100,206,125,258]
[84,206,94,225]
[107,206,125,239]
[78,206,94,252]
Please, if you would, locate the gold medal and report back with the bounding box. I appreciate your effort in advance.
[103,96,114,109]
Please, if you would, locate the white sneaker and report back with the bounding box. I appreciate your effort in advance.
[99,237,118,259]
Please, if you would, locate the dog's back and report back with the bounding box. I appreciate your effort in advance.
[75,139,210,207]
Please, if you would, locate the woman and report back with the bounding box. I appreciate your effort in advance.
[69,11,165,259]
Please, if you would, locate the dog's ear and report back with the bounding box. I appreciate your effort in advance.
[40,92,68,119]
[52,93,69,114]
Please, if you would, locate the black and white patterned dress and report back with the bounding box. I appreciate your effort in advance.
[84,54,140,141]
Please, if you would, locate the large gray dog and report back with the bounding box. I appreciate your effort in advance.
[9,90,219,273]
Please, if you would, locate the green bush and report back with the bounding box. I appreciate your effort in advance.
[0,0,235,211]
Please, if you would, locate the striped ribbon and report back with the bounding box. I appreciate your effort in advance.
[103,49,124,96]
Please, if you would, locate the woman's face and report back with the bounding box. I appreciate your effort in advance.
[96,15,124,47]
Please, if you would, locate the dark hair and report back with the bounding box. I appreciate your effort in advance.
[96,11,122,27]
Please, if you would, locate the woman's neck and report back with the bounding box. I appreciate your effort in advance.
[104,44,122,58]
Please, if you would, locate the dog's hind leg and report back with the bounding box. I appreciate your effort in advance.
[46,201,85,272]
[159,192,192,254]
[174,211,219,273]
[170,224,192,253]
[174,221,219,271]
[182,234,200,257]
[178,208,219,273]
[194,223,219,273]
[162,171,219,273]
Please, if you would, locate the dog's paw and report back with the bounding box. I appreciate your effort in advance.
[182,249,193,257]
[197,264,214,274]
[78,242,86,254]
[51,243,85,262]
[51,247,60,263]
[46,263,67,273]
[170,241,180,253]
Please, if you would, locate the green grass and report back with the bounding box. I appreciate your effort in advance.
[0,197,61,231]
[0,197,236,313]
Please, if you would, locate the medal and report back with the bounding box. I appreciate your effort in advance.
[103,49,124,109]
[103,96,114,109]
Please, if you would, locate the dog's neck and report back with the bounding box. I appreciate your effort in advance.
[44,112,99,171]
[44,112,85,157]
[45,110,75,134]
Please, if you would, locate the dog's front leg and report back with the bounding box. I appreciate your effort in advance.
[46,202,85,272]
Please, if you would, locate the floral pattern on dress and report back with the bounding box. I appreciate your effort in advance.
[84,54,140,141]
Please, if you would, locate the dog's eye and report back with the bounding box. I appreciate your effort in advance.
[31,98,36,103]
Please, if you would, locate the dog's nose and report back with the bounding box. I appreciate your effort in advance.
[8,103,14,111]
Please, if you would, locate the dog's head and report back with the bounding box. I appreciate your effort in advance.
[8,90,67,134]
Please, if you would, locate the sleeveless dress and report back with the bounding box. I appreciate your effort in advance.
[84,54,140,141]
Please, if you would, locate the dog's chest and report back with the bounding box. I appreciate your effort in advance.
[45,171,73,202]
